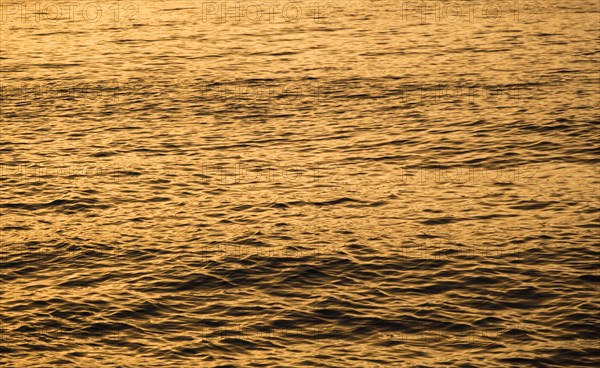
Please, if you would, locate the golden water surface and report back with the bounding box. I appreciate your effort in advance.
[1,1,599,367]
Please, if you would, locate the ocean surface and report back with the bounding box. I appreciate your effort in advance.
[1,0,599,367]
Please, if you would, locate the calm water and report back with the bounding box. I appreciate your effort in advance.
[1,1,599,367]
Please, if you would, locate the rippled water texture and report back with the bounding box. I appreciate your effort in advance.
[1,0,599,367]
